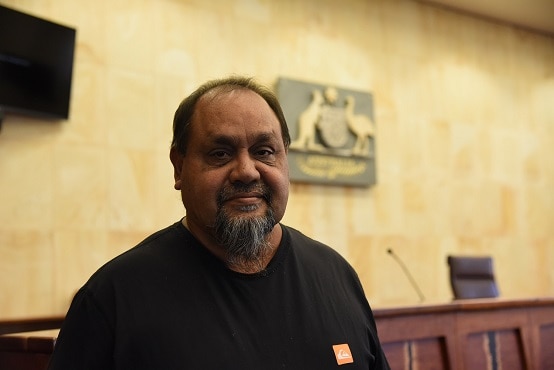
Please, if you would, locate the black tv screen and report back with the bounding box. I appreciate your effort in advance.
[0,5,76,120]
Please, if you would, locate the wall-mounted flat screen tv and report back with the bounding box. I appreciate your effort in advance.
[0,5,76,120]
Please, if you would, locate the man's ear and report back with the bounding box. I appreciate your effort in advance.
[169,147,184,190]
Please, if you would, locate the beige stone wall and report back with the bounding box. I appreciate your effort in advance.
[0,0,553,317]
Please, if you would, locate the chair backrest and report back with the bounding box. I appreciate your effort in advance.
[447,256,499,299]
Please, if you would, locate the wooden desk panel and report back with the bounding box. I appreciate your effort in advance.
[0,333,57,370]
[531,306,554,370]
[374,297,554,370]
[375,310,456,369]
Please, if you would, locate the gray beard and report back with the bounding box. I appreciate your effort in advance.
[214,185,276,271]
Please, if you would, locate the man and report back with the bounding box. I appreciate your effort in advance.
[48,76,390,369]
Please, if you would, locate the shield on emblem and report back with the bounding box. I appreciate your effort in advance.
[317,105,349,148]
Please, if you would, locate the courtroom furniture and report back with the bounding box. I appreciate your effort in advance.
[0,332,57,370]
[0,316,64,336]
[373,297,554,370]
[447,255,499,299]
[0,317,63,370]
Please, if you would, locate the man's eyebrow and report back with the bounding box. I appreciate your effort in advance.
[211,134,238,146]
[254,132,279,144]
[209,132,279,146]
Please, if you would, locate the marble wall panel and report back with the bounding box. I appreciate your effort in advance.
[0,0,552,317]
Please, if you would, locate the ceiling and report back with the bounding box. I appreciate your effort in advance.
[420,0,554,35]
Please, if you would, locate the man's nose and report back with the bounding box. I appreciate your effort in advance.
[229,153,261,184]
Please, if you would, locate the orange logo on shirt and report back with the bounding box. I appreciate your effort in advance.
[332,343,354,365]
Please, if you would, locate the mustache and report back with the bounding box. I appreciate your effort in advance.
[217,183,272,206]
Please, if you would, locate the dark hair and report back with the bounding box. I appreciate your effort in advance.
[171,76,290,154]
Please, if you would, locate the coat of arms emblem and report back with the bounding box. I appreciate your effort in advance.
[278,78,377,187]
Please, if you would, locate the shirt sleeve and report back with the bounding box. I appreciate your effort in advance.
[47,287,115,370]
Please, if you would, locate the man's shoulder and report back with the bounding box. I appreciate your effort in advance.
[280,224,364,299]
[281,224,350,266]
[86,221,188,283]
[112,221,185,260]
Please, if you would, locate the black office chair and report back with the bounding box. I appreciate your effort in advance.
[447,255,499,300]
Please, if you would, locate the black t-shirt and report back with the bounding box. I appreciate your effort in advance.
[48,222,390,370]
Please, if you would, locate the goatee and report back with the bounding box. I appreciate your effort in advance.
[214,184,276,271]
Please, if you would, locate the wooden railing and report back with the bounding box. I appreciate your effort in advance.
[0,317,64,336]
[373,297,554,370]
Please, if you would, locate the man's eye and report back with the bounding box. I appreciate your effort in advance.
[257,149,273,156]
[255,148,277,162]
[210,150,231,160]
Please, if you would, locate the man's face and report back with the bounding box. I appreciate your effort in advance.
[171,88,289,247]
